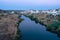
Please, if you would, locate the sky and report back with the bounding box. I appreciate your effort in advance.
[0,0,60,10]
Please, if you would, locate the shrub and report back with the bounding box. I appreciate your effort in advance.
[47,21,60,30]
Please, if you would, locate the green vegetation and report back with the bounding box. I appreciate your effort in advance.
[27,15,36,20]
[19,18,24,23]
[0,14,4,16]
[47,21,60,30]
[14,29,21,40]
[18,15,24,23]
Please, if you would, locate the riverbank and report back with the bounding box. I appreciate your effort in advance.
[0,13,23,40]
[25,13,60,37]
[14,15,24,40]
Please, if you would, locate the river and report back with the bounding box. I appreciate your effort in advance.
[19,15,60,40]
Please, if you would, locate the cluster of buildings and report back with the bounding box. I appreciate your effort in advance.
[20,8,60,15]
[0,8,60,16]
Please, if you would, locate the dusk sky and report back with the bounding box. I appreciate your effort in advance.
[0,0,60,10]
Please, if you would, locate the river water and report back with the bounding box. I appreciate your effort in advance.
[19,15,60,40]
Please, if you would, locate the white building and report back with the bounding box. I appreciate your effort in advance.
[42,10,59,15]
